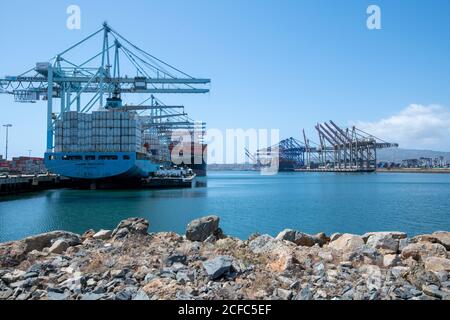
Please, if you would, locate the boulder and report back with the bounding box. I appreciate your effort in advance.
[185,215,220,242]
[406,265,440,289]
[342,245,382,265]
[383,254,401,268]
[112,218,149,239]
[432,231,450,250]
[275,229,315,247]
[275,229,329,247]
[248,234,277,254]
[328,234,364,253]
[202,256,233,280]
[276,288,293,300]
[81,229,96,240]
[422,285,448,299]
[24,231,81,252]
[330,233,343,242]
[401,242,447,262]
[424,257,450,273]
[93,229,112,240]
[133,290,150,300]
[362,231,407,243]
[0,231,83,262]
[166,253,187,266]
[48,239,69,254]
[267,254,299,273]
[366,233,400,254]
[390,266,409,279]
[314,232,330,246]
[413,234,442,245]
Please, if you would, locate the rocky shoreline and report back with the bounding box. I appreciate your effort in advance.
[0,216,449,300]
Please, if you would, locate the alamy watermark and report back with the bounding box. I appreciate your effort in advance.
[66,5,81,30]
[367,5,382,30]
[170,127,280,175]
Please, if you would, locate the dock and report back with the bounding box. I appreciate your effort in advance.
[0,174,69,196]
[0,173,198,196]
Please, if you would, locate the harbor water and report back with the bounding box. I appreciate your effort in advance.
[0,171,449,242]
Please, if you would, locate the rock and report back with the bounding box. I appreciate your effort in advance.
[115,287,137,300]
[390,266,409,279]
[401,242,447,262]
[330,233,343,242]
[248,234,277,254]
[276,229,314,247]
[329,234,364,253]
[383,254,401,268]
[275,229,329,247]
[185,215,220,242]
[143,273,156,284]
[314,232,330,246]
[366,233,400,254]
[0,231,80,267]
[81,293,105,300]
[10,278,36,289]
[0,287,13,299]
[1,270,26,284]
[132,290,150,300]
[406,266,440,289]
[93,229,112,240]
[176,271,193,284]
[362,231,407,242]
[398,238,411,252]
[24,231,81,253]
[166,253,187,266]
[359,265,382,291]
[343,245,382,265]
[276,288,293,300]
[296,286,313,300]
[112,218,149,239]
[412,232,450,251]
[267,254,299,273]
[202,256,233,280]
[422,284,447,299]
[81,229,96,239]
[432,231,450,250]
[48,239,69,254]
[424,257,450,273]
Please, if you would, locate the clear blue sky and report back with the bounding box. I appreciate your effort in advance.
[1,0,450,157]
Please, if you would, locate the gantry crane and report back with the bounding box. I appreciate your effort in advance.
[254,121,398,172]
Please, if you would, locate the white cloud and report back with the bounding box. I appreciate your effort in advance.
[354,104,450,151]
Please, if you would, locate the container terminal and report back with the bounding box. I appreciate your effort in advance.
[249,120,399,172]
[0,23,209,189]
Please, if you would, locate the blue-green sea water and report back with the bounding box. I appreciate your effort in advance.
[0,172,449,242]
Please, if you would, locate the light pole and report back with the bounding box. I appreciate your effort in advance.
[3,124,12,160]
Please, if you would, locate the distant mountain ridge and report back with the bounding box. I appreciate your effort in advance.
[377,148,450,163]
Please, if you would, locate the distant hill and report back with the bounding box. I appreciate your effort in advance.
[377,148,450,163]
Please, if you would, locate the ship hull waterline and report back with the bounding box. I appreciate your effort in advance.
[44,152,162,180]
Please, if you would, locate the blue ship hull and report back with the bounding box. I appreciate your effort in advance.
[44,152,161,180]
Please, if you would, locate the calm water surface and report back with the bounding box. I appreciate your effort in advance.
[0,171,449,242]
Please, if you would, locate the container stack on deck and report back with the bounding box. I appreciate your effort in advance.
[55,111,144,153]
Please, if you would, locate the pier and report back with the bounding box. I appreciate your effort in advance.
[0,174,68,196]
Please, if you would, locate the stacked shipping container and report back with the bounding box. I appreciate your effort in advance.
[54,111,143,153]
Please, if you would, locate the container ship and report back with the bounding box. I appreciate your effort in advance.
[45,108,166,180]
[45,97,208,181]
